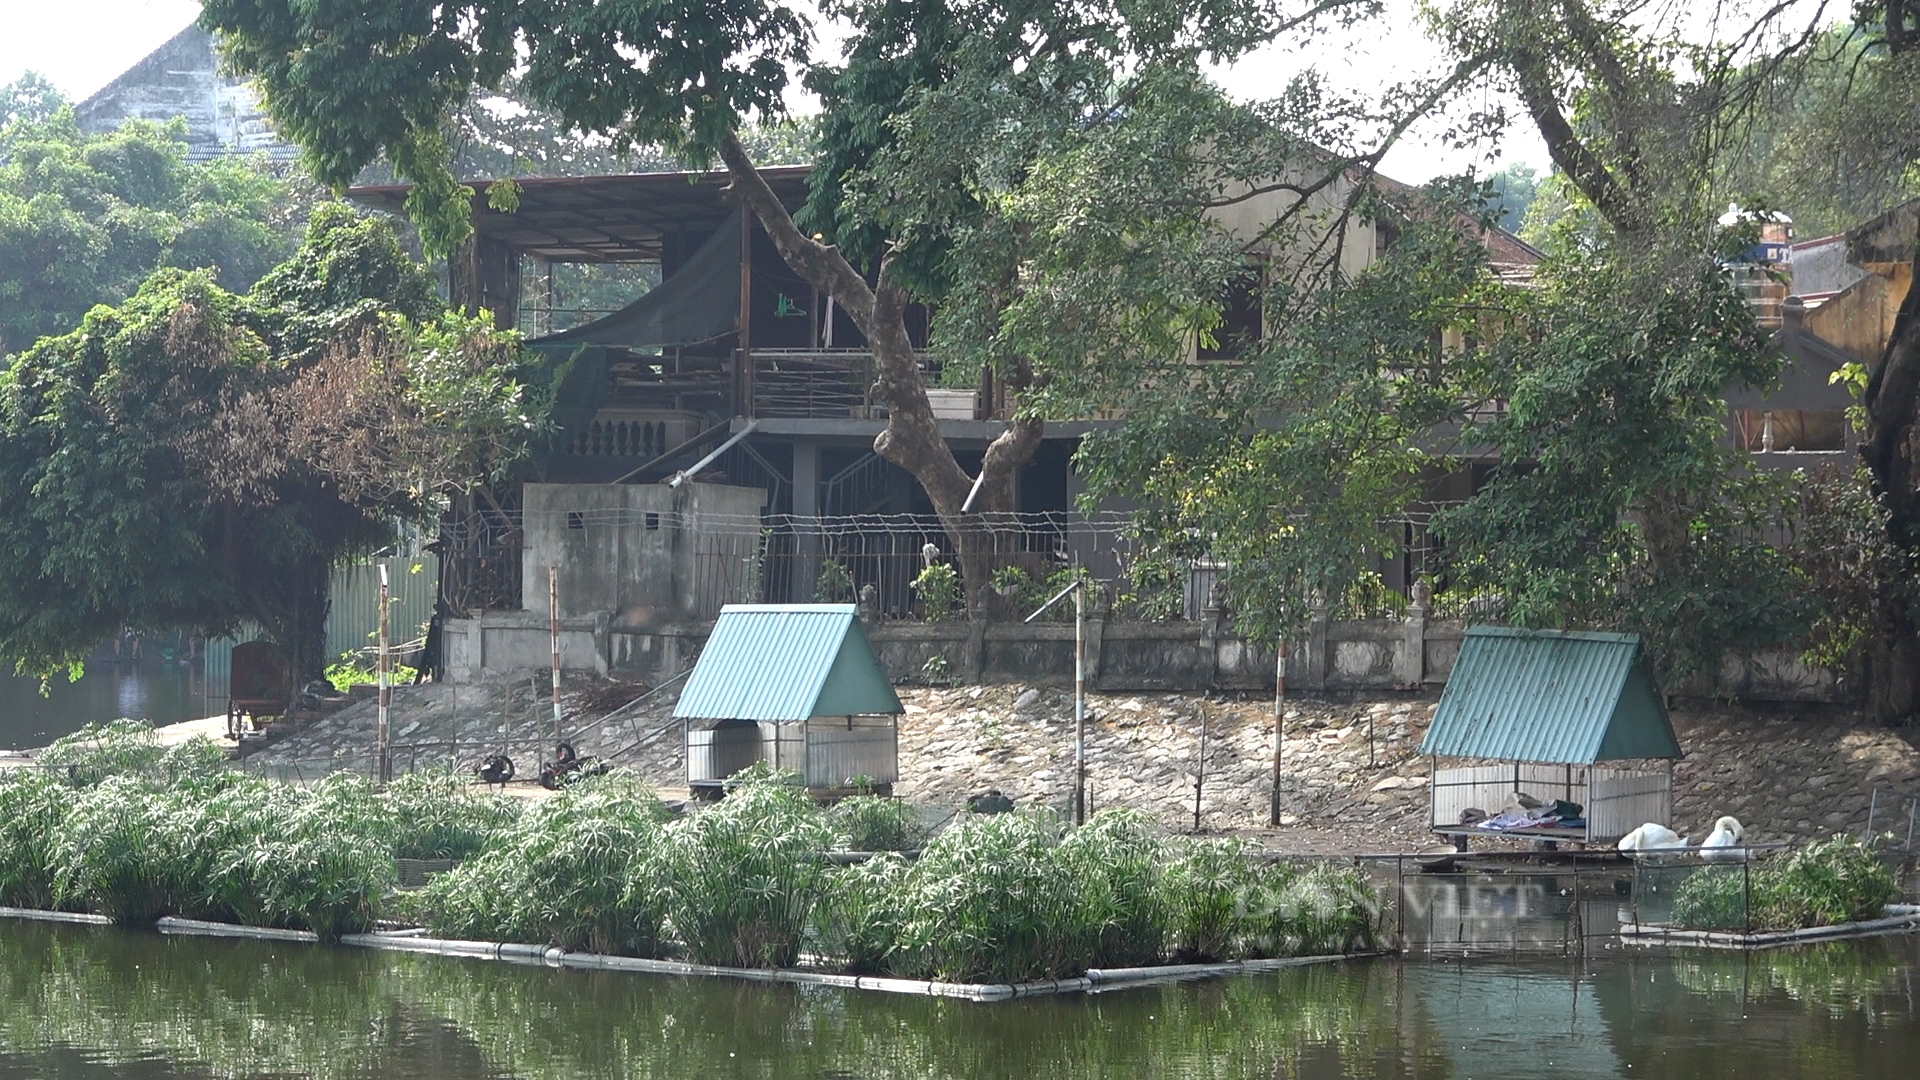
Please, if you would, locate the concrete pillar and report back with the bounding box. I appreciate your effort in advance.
[791,441,821,602]
[1398,579,1429,688]
[1304,602,1330,692]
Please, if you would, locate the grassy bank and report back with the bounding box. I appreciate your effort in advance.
[2,721,1380,979]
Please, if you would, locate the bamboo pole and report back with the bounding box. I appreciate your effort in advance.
[1269,637,1287,827]
[549,565,562,742]
[376,563,391,784]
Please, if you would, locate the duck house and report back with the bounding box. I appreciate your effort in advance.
[675,604,902,796]
[1420,627,1682,848]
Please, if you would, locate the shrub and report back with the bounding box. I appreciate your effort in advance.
[1059,809,1169,969]
[665,772,833,967]
[0,771,68,909]
[1160,837,1262,962]
[47,775,183,923]
[378,769,521,860]
[1673,835,1899,933]
[811,853,910,974]
[891,811,1084,982]
[1263,863,1379,956]
[911,561,960,620]
[38,719,168,786]
[420,777,671,955]
[828,796,927,852]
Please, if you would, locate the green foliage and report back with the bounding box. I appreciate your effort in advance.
[376,769,521,861]
[324,652,419,694]
[911,561,960,621]
[827,796,927,853]
[1671,835,1899,932]
[0,206,535,680]
[664,770,833,967]
[815,560,855,604]
[1160,837,1263,961]
[0,96,296,354]
[811,852,911,975]
[1077,199,1492,643]
[0,771,66,909]
[35,719,170,785]
[421,776,671,955]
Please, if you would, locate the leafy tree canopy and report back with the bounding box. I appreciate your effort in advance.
[0,79,301,356]
[0,206,538,680]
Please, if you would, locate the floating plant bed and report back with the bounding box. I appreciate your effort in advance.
[0,908,1381,1001]
[1619,905,1920,950]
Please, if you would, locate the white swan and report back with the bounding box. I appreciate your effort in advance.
[1700,816,1747,862]
[1617,822,1688,853]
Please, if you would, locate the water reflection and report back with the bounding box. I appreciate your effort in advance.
[0,921,1916,1078]
[0,658,210,750]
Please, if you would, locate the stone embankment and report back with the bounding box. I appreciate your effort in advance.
[228,678,1920,854]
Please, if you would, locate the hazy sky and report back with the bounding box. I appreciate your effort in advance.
[0,0,1553,184]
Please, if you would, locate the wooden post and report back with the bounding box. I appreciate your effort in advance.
[1193,701,1208,831]
[376,564,391,784]
[1074,581,1087,827]
[549,565,562,742]
[1269,637,1287,826]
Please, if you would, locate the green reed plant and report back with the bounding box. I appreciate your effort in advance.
[1159,837,1262,962]
[811,852,910,974]
[827,795,927,852]
[37,719,170,785]
[891,811,1085,982]
[0,770,68,909]
[1059,809,1170,969]
[419,776,672,955]
[1672,835,1898,932]
[47,775,185,923]
[665,770,833,967]
[378,769,522,860]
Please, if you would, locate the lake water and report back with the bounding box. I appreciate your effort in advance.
[2,919,1917,1078]
[0,659,211,750]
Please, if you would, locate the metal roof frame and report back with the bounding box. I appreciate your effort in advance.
[346,166,813,263]
[1419,626,1682,765]
[674,604,903,723]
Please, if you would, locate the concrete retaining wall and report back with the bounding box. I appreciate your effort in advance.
[444,598,1843,706]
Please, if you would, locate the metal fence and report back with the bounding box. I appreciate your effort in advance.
[201,556,441,717]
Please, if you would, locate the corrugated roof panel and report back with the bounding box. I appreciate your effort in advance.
[673,605,903,722]
[1420,627,1681,764]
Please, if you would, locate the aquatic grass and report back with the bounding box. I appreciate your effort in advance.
[891,811,1086,982]
[665,773,834,967]
[1671,835,1898,932]
[1159,837,1262,962]
[1059,809,1170,969]
[811,853,911,974]
[827,795,927,852]
[37,718,169,785]
[0,770,68,909]
[419,776,671,955]
[47,774,183,923]
[377,768,522,860]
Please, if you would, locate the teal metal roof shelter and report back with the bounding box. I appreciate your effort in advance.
[675,605,902,794]
[1421,627,1682,846]
[1421,627,1680,765]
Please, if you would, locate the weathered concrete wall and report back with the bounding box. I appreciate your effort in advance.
[443,611,609,683]
[520,482,764,627]
[74,25,295,162]
[449,593,1844,708]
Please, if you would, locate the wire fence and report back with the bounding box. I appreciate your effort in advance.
[436,504,1496,624]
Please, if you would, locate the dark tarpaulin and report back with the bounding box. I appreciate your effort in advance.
[528,207,744,351]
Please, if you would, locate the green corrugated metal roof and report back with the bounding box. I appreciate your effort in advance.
[673,604,903,722]
[1419,626,1681,764]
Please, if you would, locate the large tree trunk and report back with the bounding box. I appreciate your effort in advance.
[1859,226,1920,724]
[717,131,1044,612]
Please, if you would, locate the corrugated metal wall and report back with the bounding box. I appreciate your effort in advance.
[201,556,440,713]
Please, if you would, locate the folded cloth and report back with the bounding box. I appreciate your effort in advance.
[1478,811,1563,831]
